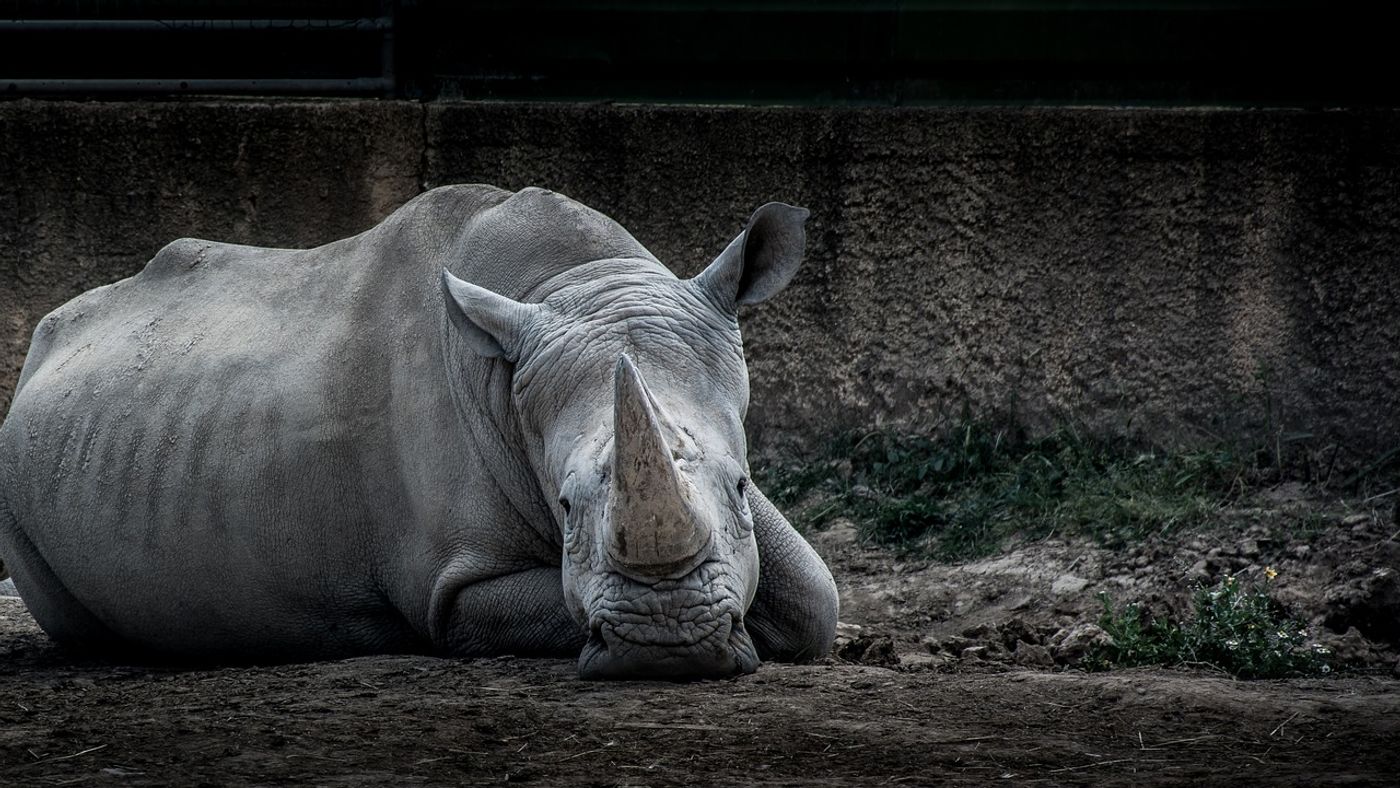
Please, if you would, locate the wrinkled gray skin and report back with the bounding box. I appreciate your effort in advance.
[0,185,838,679]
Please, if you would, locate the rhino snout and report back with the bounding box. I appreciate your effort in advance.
[577,608,759,680]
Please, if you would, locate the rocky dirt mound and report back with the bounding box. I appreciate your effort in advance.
[818,484,1400,676]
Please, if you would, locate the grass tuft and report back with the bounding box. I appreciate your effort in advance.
[755,423,1246,561]
[1084,575,1330,679]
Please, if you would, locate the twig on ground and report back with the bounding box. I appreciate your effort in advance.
[1360,488,1398,504]
[27,744,108,765]
[1049,757,1159,773]
[618,760,664,771]
[1270,711,1301,738]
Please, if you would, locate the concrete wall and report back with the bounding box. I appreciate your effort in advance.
[3,100,1398,461]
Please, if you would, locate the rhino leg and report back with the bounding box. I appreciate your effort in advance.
[746,485,840,662]
[435,567,587,658]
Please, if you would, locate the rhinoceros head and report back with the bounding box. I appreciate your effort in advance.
[440,201,808,679]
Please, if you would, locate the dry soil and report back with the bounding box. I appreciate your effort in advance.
[2,494,1397,786]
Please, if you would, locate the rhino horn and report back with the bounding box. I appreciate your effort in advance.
[608,354,711,579]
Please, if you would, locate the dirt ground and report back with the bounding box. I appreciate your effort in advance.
[2,487,1397,786]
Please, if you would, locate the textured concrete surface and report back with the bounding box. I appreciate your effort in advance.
[3,101,1398,460]
[0,99,424,421]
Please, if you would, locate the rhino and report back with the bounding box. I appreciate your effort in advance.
[0,185,838,679]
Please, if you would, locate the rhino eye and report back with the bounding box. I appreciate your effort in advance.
[559,497,572,515]
[736,477,748,495]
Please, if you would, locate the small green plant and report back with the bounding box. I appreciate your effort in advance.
[1086,574,1330,679]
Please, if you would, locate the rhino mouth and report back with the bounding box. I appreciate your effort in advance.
[575,567,759,680]
[578,611,759,680]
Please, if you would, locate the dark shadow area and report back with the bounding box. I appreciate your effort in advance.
[3,1,1399,105]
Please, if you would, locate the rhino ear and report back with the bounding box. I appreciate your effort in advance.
[440,269,539,360]
[693,202,809,310]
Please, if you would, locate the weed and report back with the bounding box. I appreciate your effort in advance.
[1085,575,1330,679]
[754,423,1247,560]
[1286,511,1331,542]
